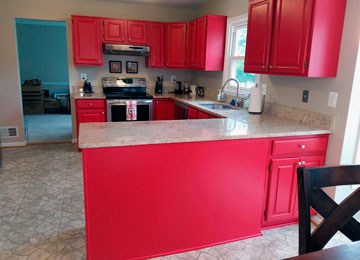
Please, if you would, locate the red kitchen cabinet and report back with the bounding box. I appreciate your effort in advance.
[103,18,127,43]
[262,136,328,229]
[187,15,227,71]
[186,20,197,69]
[153,99,174,120]
[187,106,219,119]
[75,99,106,139]
[71,16,103,66]
[146,22,165,68]
[127,20,148,45]
[197,110,211,119]
[244,0,347,77]
[244,0,274,73]
[165,22,187,69]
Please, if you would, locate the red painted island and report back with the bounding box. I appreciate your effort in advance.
[79,106,330,260]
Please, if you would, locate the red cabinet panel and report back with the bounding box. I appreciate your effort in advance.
[197,110,211,119]
[154,99,174,120]
[187,107,198,119]
[103,18,127,43]
[165,23,187,69]
[194,16,207,69]
[77,109,106,124]
[186,20,197,69]
[266,158,299,223]
[245,0,346,77]
[76,99,106,109]
[244,0,274,73]
[147,23,165,68]
[71,16,103,66]
[269,0,313,74]
[272,137,328,156]
[127,20,148,45]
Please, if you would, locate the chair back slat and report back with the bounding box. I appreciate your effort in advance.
[297,165,360,255]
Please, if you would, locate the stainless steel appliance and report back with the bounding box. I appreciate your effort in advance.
[155,75,163,94]
[174,101,187,120]
[196,86,205,97]
[103,44,150,56]
[103,77,153,122]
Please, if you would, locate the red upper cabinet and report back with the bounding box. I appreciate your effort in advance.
[71,16,103,66]
[166,22,187,69]
[127,20,148,45]
[194,16,207,69]
[103,18,127,43]
[147,22,165,68]
[186,15,227,71]
[244,0,347,77]
[186,20,197,69]
[244,0,274,73]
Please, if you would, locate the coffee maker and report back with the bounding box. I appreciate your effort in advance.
[155,76,163,94]
[175,81,183,94]
[83,80,93,94]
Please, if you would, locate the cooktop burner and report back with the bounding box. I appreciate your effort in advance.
[102,77,153,100]
[104,93,153,100]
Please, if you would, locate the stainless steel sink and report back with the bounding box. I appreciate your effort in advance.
[199,103,233,110]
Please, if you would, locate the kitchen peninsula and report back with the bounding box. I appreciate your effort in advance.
[79,98,331,260]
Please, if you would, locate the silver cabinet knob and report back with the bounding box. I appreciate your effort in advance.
[129,38,131,41]
[156,101,159,104]
[302,161,306,165]
[269,65,273,69]
[121,37,125,40]
[300,144,306,149]
[152,63,154,66]
[297,162,302,166]
[89,103,93,106]
[101,112,104,115]
[262,65,266,69]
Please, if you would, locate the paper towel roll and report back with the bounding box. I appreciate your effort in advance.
[248,87,263,113]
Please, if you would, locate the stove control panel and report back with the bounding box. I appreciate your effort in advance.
[102,77,146,88]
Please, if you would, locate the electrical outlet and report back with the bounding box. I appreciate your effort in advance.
[302,90,309,103]
[171,75,177,83]
[81,73,87,81]
[328,92,338,108]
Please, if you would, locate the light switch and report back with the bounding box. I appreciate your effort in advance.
[328,92,338,108]
[81,73,87,81]
[171,75,177,83]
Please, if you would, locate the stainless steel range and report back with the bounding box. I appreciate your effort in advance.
[103,77,153,122]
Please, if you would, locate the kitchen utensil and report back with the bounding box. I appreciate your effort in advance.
[196,86,205,97]
[248,84,263,114]
[184,82,190,94]
[190,85,197,97]
[83,80,93,94]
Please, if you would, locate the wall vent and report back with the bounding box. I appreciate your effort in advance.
[0,127,18,138]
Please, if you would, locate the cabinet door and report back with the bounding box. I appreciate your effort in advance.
[186,20,197,69]
[195,16,207,69]
[265,158,299,223]
[154,100,174,120]
[148,23,165,68]
[103,19,127,43]
[244,0,274,73]
[269,0,314,74]
[197,110,211,119]
[72,16,103,66]
[128,20,148,45]
[187,106,198,119]
[166,23,187,68]
[77,109,106,124]
[293,155,325,217]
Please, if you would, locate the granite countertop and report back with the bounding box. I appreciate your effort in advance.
[72,92,106,99]
[78,93,331,149]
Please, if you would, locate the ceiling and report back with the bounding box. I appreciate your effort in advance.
[97,0,210,8]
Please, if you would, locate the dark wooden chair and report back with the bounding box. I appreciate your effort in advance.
[297,165,360,255]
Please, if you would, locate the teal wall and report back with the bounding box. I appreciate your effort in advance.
[15,19,69,96]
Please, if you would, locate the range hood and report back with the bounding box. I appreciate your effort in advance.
[103,44,150,56]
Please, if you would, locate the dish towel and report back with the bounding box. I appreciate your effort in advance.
[126,100,137,121]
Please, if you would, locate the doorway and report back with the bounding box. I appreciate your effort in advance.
[15,18,72,143]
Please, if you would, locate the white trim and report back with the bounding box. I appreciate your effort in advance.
[1,141,26,148]
[72,139,78,144]
[223,13,260,95]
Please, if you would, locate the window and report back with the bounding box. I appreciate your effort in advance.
[223,15,259,93]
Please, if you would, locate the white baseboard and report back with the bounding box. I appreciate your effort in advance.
[1,141,26,147]
[72,139,78,144]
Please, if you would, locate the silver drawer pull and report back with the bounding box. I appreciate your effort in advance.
[297,162,302,166]
[89,103,93,106]
[302,161,306,165]
[300,144,306,149]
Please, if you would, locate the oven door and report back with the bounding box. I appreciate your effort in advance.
[106,99,153,122]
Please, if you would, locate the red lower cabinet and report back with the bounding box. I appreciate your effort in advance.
[188,106,219,119]
[153,99,174,120]
[75,99,106,139]
[262,136,328,229]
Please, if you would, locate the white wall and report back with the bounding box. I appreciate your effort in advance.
[0,0,194,144]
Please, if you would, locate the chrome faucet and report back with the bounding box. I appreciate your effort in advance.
[218,78,241,106]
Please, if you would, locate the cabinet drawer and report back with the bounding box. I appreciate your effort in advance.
[272,137,328,156]
[76,99,106,109]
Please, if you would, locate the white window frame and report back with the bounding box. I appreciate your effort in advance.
[223,14,260,95]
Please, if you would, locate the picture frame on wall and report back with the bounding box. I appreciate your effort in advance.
[126,61,138,74]
[109,61,122,73]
